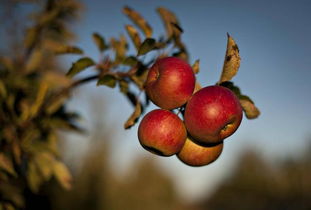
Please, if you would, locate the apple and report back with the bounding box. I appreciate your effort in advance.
[177,137,223,167]
[138,109,187,156]
[184,85,243,145]
[144,57,195,110]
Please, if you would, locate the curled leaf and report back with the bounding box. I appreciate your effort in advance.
[219,34,241,83]
[124,99,142,129]
[125,25,142,50]
[66,57,95,78]
[137,38,156,56]
[239,96,260,119]
[92,33,107,52]
[192,59,200,74]
[157,7,181,38]
[123,6,153,38]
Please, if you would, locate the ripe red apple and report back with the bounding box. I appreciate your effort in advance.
[177,137,223,167]
[138,109,187,156]
[145,57,195,110]
[184,85,243,145]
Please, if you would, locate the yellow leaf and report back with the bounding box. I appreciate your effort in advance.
[124,101,142,129]
[123,6,153,38]
[219,34,241,83]
[125,25,141,50]
[0,153,17,176]
[53,161,72,190]
[239,98,260,119]
[192,59,200,74]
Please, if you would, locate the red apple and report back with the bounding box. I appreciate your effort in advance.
[145,57,195,110]
[177,137,223,167]
[184,85,243,145]
[138,109,187,156]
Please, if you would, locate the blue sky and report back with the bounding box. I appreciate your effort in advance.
[62,0,311,201]
[2,0,309,202]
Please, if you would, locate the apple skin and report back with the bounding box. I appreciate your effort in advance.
[184,85,243,145]
[145,57,195,110]
[177,137,223,167]
[138,109,187,156]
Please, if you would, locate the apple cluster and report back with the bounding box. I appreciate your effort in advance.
[138,57,243,167]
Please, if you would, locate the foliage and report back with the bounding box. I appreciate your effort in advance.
[0,0,82,209]
[0,0,261,209]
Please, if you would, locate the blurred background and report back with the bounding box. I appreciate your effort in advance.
[1,0,311,209]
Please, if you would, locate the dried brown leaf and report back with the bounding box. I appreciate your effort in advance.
[219,34,241,83]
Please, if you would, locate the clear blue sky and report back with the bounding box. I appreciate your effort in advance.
[63,0,311,201]
[4,0,309,202]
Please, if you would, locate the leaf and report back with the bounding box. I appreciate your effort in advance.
[0,153,17,176]
[66,57,95,78]
[53,161,72,190]
[29,81,49,118]
[25,49,43,73]
[123,6,153,38]
[124,100,142,129]
[27,160,43,193]
[157,7,181,38]
[219,33,241,83]
[123,56,138,66]
[125,25,141,50]
[92,33,107,52]
[137,38,156,56]
[119,79,129,93]
[44,40,83,55]
[0,81,7,98]
[219,82,260,119]
[219,81,241,96]
[192,59,200,74]
[110,36,128,62]
[239,95,260,119]
[55,46,83,55]
[34,152,55,181]
[97,74,117,88]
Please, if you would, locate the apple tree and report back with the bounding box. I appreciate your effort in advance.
[0,0,260,209]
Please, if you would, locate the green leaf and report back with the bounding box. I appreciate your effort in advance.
[123,6,153,38]
[137,38,156,56]
[97,74,117,88]
[124,100,142,129]
[219,81,241,96]
[53,161,72,190]
[192,59,200,74]
[123,56,138,66]
[219,33,241,83]
[66,57,95,78]
[92,33,107,52]
[125,25,142,50]
[239,96,260,119]
[0,153,17,176]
